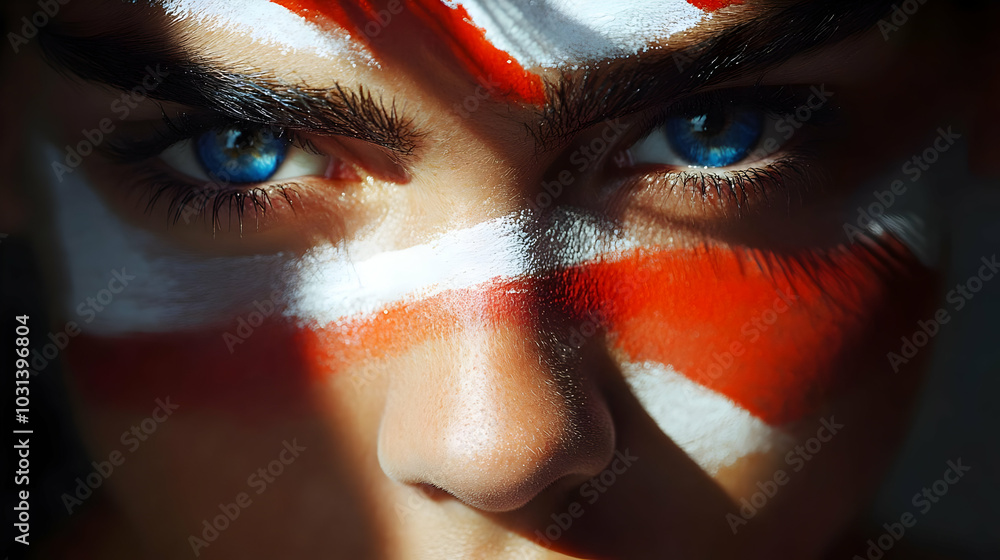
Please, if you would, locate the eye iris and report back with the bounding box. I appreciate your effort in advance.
[665,106,764,168]
[195,128,289,183]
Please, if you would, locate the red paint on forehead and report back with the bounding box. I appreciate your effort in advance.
[686,0,743,11]
[67,241,933,426]
[407,0,545,104]
[268,0,545,105]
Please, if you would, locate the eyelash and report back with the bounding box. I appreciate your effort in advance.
[665,159,809,211]
[615,86,839,215]
[131,167,305,233]
[104,86,836,234]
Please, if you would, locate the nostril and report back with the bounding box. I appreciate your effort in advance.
[413,482,453,502]
[376,311,618,514]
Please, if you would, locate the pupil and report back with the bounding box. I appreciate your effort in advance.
[196,127,288,183]
[664,103,763,168]
[224,130,272,153]
[688,109,728,137]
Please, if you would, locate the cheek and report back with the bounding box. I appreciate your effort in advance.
[66,323,318,416]
[66,241,936,421]
[567,241,937,428]
[64,288,523,416]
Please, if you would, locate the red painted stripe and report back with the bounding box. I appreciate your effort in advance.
[65,322,319,418]
[269,0,545,105]
[65,243,933,425]
[560,243,932,425]
[409,0,545,104]
[686,0,743,11]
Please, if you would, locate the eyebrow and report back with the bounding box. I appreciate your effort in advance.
[38,0,890,158]
[536,0,896,149]
[38,29,420,156]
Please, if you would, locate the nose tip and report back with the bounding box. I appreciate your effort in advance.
[376,323,615,512]
[432,385,614,512]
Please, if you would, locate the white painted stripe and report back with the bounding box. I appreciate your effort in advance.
[285,214,532,323]
[447,0,707,68]
[620,361,791,474]
[44,145,285,334]
[41,143,641,334]
[285,207,640,326]
[42,128,937,338]
[143,0,369,62]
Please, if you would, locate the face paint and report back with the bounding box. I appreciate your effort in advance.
[687,0,743,11]
[263,0,738,103]
[436,0,715,69]
[566,241,932,427]
[267,0,546,104]
[622,361,788,475]
[46,127,934,473]
[149,1,738,103]
[147,0,368,62]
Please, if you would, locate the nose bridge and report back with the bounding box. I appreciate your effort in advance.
[376,271,615,512]
[444,301,571,459]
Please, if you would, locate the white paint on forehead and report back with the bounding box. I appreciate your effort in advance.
[447,0,707,68]
[621,361,791,474]
[143,0,366,62]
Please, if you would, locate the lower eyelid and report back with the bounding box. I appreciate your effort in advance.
[611,155,821,229]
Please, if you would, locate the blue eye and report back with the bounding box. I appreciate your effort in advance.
[195,128,289,183]
[662,106,764,168]
[629,101,779,170]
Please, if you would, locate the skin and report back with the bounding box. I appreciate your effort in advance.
[1,0,994,558]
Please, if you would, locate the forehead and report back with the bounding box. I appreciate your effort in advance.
[143,0,753,103]
[148,0,752,63]
[268,0,741,64]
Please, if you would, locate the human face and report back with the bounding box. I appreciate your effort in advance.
[3,0,957,558]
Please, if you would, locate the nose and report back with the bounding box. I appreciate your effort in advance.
[376,291,616,512]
